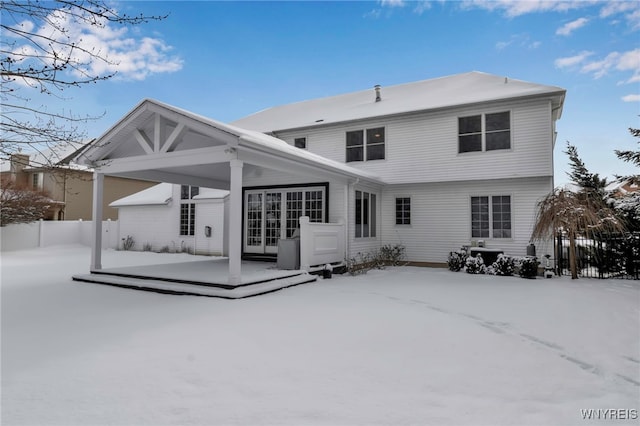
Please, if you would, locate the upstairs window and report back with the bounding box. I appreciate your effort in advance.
[294,137,307,149]
[346,127,385,162]
[459,112,511,153]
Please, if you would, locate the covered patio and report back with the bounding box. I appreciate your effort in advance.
[73,258,318,298]
[73,99,382,293]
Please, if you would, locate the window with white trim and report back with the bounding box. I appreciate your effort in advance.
[179,185,199,236]
[395,197,411,225]
[355,190,377,238]
[471,195,511,239]
[459,111,511,153]
[346,127,385,162]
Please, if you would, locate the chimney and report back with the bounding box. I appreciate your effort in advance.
[10,153,29,174]
[374,84,381,102]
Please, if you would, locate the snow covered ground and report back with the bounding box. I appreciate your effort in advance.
[2,245,639,426]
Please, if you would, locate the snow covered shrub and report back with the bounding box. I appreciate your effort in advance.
[142,242,152,252]
[122,235,135,251]
[346,252,375,275]
[491,254,515,276]
[465,254,486,274]
[447,250,467,272]
[379,244,406,266]
[517,256,539,279]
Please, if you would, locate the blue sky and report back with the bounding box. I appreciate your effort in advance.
[12,0,640,185]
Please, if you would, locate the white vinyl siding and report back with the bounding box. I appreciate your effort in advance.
[379,177,552,264]
[276,99,553,184]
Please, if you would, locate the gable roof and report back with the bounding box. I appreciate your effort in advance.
[110,183,173,207]
[110,183,230,207]
[78,99,384,188]
[231,71,566,133]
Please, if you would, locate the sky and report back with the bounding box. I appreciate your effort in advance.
[5,0,640,186]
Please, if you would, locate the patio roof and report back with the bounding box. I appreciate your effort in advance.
[79,98,374,286]
[76,98,384,188]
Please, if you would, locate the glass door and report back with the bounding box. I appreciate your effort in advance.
[244,192,263,253]
[244,186,326,254]
[264,192,282,254]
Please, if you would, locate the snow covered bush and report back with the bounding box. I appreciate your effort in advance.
[516,256,539,279]
[447,250,467,272]
[491,254,515,276]
[465,254,486,274]
[379,244,406,266]
[122,235,135,251]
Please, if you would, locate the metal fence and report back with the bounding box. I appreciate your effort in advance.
[556,232,640,279]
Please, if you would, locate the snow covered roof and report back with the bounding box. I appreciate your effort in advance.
[193,188,229,200]
[110,184,230,207]
[110,183,173,207]
[0,142,92,173]
[231,71,566,133]
[79,98,384,186]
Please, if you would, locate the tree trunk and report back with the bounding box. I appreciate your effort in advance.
[569,232,578,279]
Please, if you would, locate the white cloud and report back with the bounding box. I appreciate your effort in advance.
[413,1,432,15]
[621,94,640,102]
[461,0,595,18]
[495,33,541,51]
[555,48,640,87]
[556,17,589,36]
[380,0,405,7]
[554,50,594,68]
[581,51,620,78]
[600,1,637,18]
[9,7,183,83]
[576,48,640,81]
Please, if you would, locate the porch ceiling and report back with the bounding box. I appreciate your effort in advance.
[77,99,384,189]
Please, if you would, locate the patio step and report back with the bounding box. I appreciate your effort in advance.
[72,272,317,299]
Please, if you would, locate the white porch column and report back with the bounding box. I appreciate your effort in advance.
[228,159,243,285]
[90,172,104,271]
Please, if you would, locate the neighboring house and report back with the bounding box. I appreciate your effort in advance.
[77,71,565,284]
[606,179,639,198]
[0,144,157,220]
[110,183,229,255]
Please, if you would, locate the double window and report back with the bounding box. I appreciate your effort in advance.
[346,127,385,162]
[355,190,377,238]
[459,111,511,153]
[179,185,199,236]
[395,197,411,225]
[471,195,511,239]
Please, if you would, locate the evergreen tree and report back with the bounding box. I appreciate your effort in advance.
[614,128,640,185]
[564,142,608,198]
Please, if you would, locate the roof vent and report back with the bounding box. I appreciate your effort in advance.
[374,84,381,102]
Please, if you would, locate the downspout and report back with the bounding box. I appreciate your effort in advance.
[345,178,360,260]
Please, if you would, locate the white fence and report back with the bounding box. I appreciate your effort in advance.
[299,216,346,271]
[1,220,119,252]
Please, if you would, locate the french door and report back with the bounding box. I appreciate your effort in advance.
[244,186,325,254]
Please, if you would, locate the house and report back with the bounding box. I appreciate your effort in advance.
[110,183,229,255]
[0,144,157,220]
[606,179,639,198]
[74,71,565,287]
